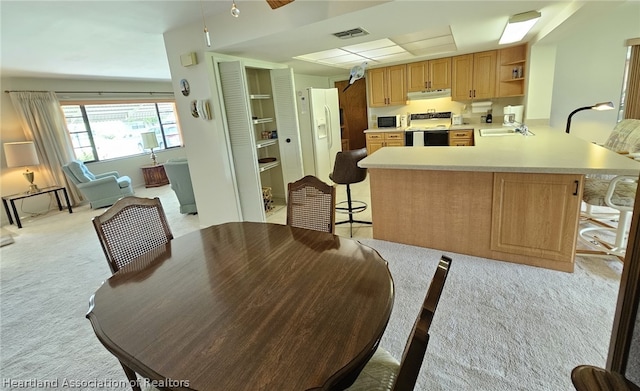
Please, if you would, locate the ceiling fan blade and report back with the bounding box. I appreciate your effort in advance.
[266,0,294,9]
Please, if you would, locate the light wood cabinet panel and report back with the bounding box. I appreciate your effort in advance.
[366,131,405,155]
[385,140,405,147]
[366,47,520,105]
[407,61,428,92]
[473,50,497,100]
[384,131,404,140]
[449,129,474,146]
[451,54,474,100]
[366,137,384,155]
[429,57,451,90]
[451,51,497,101]
[368,68,388,107]
[367,65,407,107]
[450,140,473,146]
[368,169,582,272]
[491,173,582,263]
[407,58,451,92]
[387,65,407,106]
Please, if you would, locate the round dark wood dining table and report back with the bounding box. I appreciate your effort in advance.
[86,222,394,391]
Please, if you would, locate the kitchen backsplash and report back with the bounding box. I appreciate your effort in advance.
[369,96,525,127]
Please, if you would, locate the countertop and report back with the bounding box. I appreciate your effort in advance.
[365,125,478,133]
[359,125,640,175]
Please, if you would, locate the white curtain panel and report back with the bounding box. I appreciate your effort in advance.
[9,91,82,204]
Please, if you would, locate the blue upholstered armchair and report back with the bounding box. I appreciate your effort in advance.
[62,160,134,209]
[163,158,197,214]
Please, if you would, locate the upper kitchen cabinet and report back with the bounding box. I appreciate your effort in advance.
[368,65,407,107]
[407,57,451,92]
[497,44,528,98]
[451,50,497,101]
[218,61,303,222]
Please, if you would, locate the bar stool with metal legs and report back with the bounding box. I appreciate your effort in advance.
[329,148,372,237]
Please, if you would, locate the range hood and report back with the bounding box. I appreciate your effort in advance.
[407,89,451,100]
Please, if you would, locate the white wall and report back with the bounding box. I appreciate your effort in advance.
[548,2,640,143]
[526,45,556,123]
[163,19,343,226]
[0,77,186,226]
[162,20,249,228]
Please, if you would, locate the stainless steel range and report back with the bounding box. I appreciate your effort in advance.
[405,111,452,146]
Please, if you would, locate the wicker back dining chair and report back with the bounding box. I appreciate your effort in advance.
[286,175,336,233]
[92,196,172,391]
[346,255,452,391]
[92,196,173,274]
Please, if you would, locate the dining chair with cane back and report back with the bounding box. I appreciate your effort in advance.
[92,196,173,274]
[91,196,172,391]
[286,175,336,233]
[347,255,452,391]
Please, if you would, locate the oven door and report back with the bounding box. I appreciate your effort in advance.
[405,131,414,146]
[425,130,449,146]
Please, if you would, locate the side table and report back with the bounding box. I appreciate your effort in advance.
[2,185,73,229]
[141,164,169,188]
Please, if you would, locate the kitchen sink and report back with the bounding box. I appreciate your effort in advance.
[479,128,519,136]
[479,127,534,137]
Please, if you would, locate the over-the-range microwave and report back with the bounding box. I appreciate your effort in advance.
[377,115,401,128]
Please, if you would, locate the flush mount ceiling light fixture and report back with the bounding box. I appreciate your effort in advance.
[231,1,240,17]
[499,10,541,45]
[295,26,456,69]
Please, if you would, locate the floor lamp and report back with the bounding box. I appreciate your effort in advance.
[3,141,41,194]
[565,101,615,134]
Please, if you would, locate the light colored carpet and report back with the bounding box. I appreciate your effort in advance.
[0,184,623,390]
[0,228,15,247]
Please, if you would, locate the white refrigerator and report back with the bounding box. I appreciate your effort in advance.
[299,87,342,184]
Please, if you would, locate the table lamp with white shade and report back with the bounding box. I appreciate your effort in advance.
[3,141,41,194]
[140,131,159,165]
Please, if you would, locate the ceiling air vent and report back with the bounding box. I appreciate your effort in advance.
[332,27,369,39]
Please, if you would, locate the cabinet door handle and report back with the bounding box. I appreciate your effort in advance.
[468,90,472,98]
[473,90,476,98]
[573,180,579,196]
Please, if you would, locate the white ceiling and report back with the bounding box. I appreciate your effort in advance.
[0,0,622,82]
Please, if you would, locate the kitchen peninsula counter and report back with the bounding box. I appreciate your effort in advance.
[359,126,640,272]
[360,126,640,175]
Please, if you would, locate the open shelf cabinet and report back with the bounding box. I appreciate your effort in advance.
[497,44,528,97]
